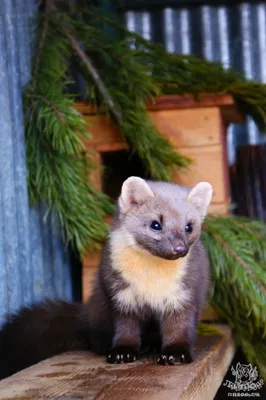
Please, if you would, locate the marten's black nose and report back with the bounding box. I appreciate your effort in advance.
[173,243,188,257]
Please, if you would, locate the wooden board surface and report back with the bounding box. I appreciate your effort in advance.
[85,107,223,150]
[175,144,229,203]
[0,325,235,400]
[150,108,222,148]
[74,94,244,124]
[82,258,98,300]
[83,115,124,152]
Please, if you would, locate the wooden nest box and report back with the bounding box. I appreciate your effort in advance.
[75,94,243,301]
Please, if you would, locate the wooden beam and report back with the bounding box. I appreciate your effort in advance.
[74,94,244,124]
[146,94,244,124]
[0,324,235,400]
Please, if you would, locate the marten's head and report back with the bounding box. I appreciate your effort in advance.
[116,177,213,260]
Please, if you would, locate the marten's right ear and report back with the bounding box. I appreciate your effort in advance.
[187,181,213,219]
[119,177,154,214]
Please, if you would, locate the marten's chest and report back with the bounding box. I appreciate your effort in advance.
[110,237,191,314]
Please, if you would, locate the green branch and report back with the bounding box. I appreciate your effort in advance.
[62,25,123,124]
[202,216,266,378]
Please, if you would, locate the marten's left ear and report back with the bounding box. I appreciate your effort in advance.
[187,182,213,219]
[119,176,154,214]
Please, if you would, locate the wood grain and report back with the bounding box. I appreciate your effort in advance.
[83,115,124,151]
[87,151,102,192]
[208,202,230,215]
[74,94,244,124]
[146,94,244,124]
[82,255,98,300]
[174,144,229,203]
[150,108,222,148]
[0,325,235,400]
[85,108,223,150]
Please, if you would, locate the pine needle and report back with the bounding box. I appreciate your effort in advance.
[24,10,113,253]
[202,216,266,379]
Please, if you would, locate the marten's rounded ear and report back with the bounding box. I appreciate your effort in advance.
[187,182,213,219]
[119,176,154,214]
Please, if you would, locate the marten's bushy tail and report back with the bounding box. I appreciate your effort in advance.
[0,300,90,379]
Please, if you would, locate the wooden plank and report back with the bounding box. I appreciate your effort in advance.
[84,107,223,150]
[174,144,229,204]
[87,151,102,192]
[94,142,127,152]
[0,325,235,400]
[147,94,235,110]
[83,115,123,150]
[74,101,97,115]
[150,108,222,148]
[82,257,98,301]
[147,94,244,124]
[75,95,244,125]
[208,202,230,215]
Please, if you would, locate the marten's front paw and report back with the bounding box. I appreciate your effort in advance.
[157,345,193,366]
[107,346,139,364]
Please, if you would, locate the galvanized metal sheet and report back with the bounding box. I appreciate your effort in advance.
[125,2,266,164]
[0,0,72,325]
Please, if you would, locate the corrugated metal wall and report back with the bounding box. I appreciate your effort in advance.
[125,2,266,165]
[0,0,72,326]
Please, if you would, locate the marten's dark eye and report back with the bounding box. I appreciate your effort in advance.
[150,220,162,231]
[185,223,193,233]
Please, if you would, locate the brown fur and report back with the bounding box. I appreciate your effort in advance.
[0,178,212,378]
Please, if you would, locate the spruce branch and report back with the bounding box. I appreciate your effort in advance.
[202,216,266,378]
[28,94,66,124]
[24,4,114,252]
[61,26,123,124]
[203,224,266,297]
[228,217,266,242]
[32,0,53,89]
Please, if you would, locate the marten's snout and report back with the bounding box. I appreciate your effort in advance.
[172,242,188,257]
[167,232,188,258]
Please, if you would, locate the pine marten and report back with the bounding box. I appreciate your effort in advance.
[0,177,213,379]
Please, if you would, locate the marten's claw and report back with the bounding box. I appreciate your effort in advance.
[107,346,138,364]
[157,346,193,366]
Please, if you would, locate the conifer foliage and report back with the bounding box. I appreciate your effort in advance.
[25,0,191,253]
[202,216,266,378]
[25,0,266,376]
[26,0,266,252]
